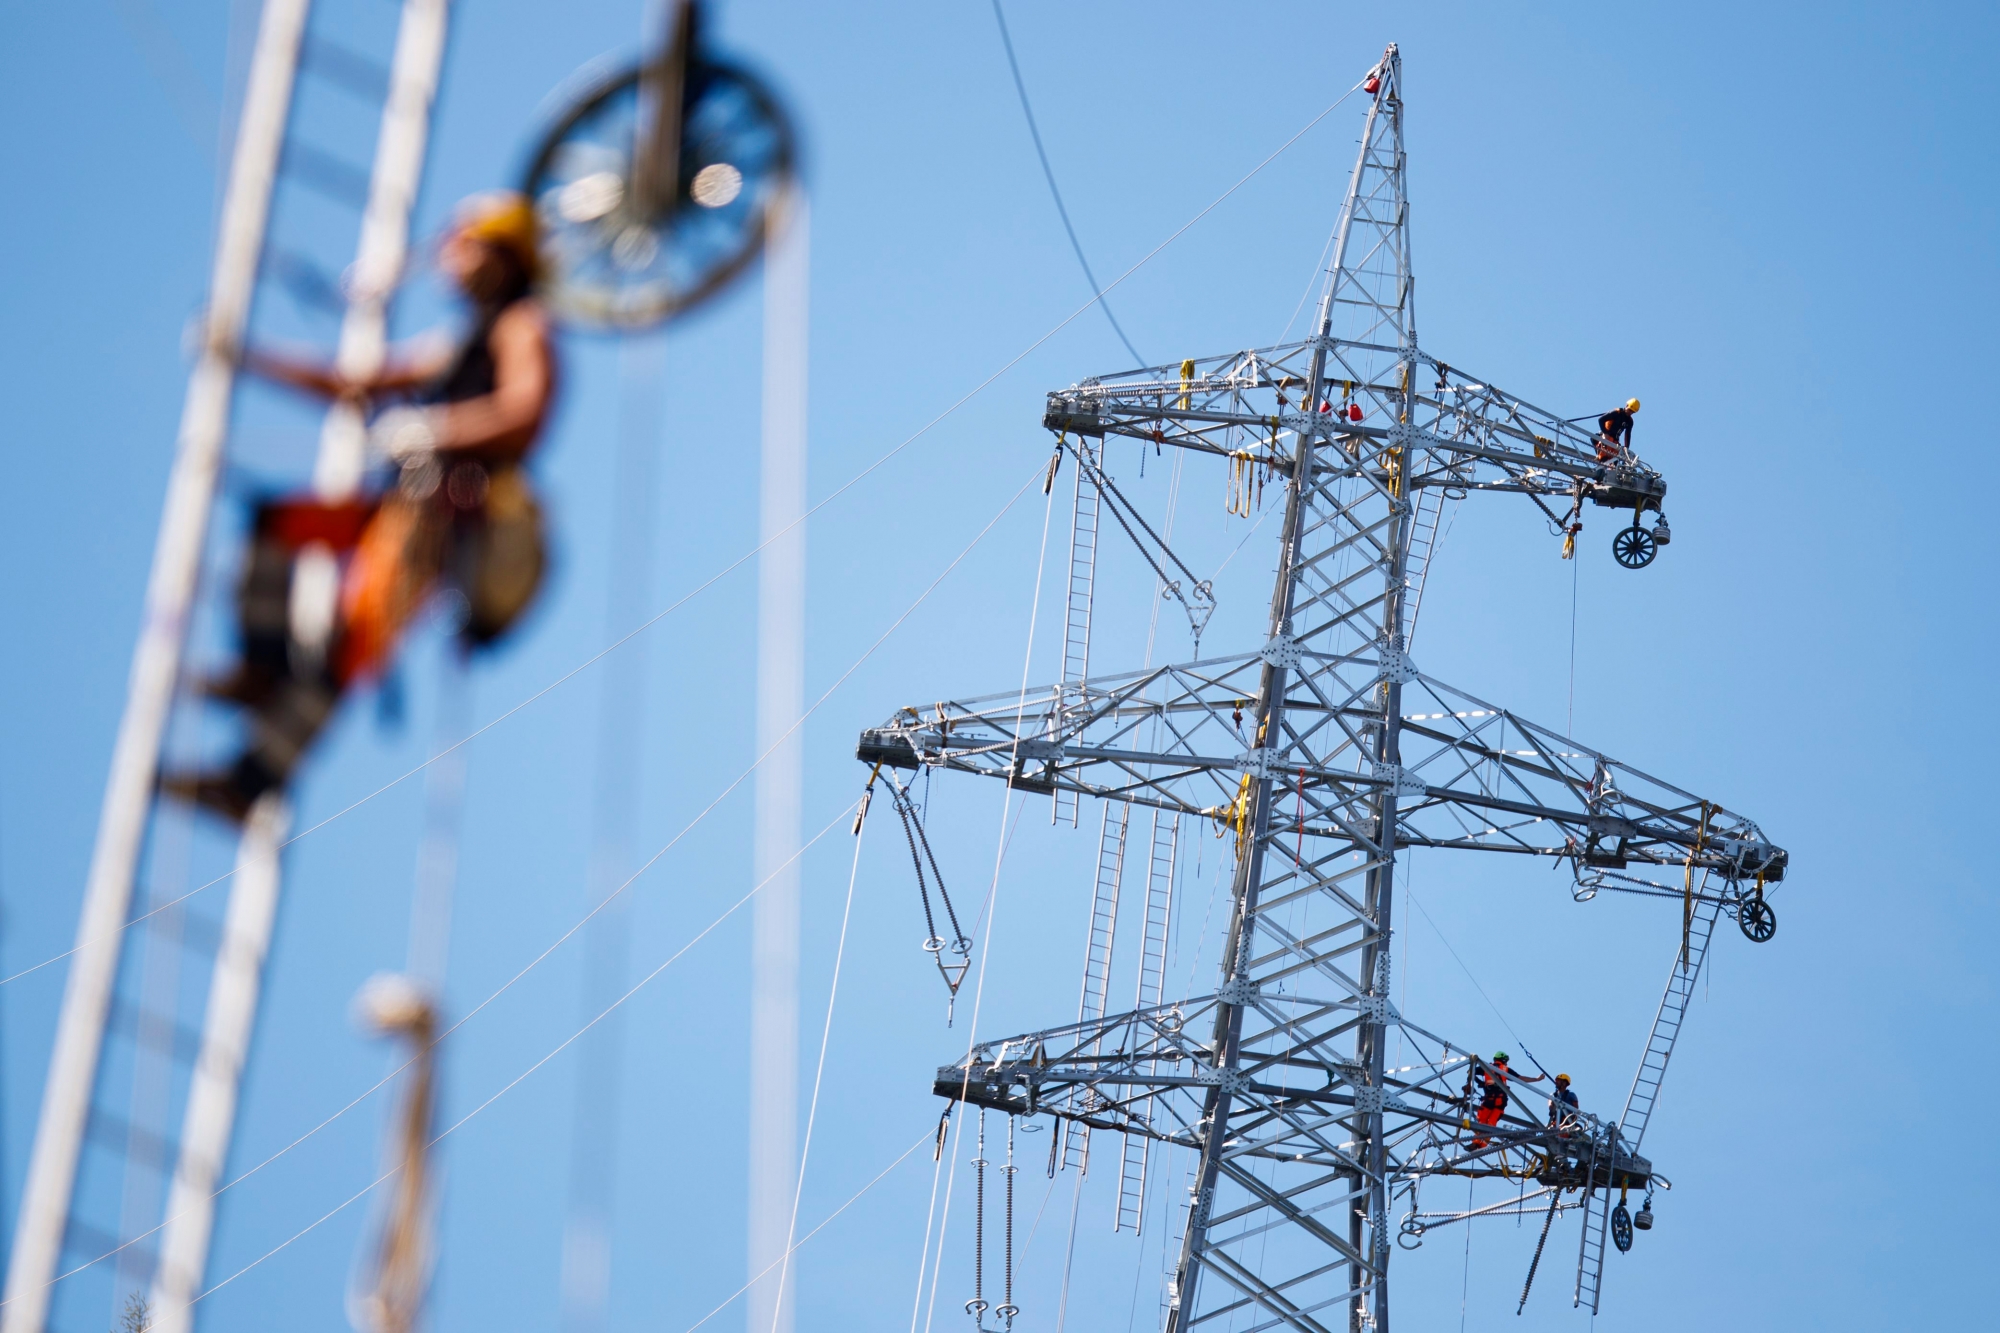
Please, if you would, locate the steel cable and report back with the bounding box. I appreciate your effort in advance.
[989,0,1144,365]
[767,788,869,1333]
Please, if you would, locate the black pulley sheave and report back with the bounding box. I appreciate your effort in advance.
[521,2,796,329]
[1612,525,1657,569]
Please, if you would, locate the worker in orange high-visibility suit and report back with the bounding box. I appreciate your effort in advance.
[163,193,556,823]
[1464,1052,1547,1150]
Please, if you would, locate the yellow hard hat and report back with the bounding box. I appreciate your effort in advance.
[1555,1072,1571,1083]
[1625,397,1641,413]
[454,191,542,280]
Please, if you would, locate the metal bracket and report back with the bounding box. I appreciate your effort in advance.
[1279,410,1326,439]
[1193,1066,1248,1093]
[1370,762,1427,800]
[1259,635,1304,669]
[1377,643,1420,684]
[1217,977,1260,1005]
[1237,748,1280,779]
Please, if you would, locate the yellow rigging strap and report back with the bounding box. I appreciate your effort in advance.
[1226,450,1261,517]
[1682,801,1711,967]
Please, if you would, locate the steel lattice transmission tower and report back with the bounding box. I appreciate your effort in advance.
[859,46,1787,1333]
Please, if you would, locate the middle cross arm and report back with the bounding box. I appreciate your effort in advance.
[857,652,1784,886]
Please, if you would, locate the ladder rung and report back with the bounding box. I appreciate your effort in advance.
[86,1108,177,1173]
[106,996,203,1065]
[301,35,392,100]
[284,140,372,206]
[63,1217,154,1271]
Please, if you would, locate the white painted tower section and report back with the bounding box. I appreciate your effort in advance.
[1,4,312,1329]
[747,186,809,1333]
[151,5,454,1330]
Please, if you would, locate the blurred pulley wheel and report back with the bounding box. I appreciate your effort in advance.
[1612,525,1657,569]
[1738,895,1776,943]
[1610,1203,1634,1253]
[522,39,795,329]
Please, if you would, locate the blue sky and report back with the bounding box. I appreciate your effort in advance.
[2,2,1996,1332]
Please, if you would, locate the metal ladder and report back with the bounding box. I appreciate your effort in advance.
[1401,482,1449,650]
[1573,1151,1612,1313]
[1621,893,1722,1154]
[1053,438,1102,825]
[1575,891,1723,1312]
[1063,799,1129,1171]
[3,6,450,1332]
[1116,810,1178,1231]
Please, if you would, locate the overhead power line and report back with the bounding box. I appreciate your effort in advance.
[990,0,1146,366]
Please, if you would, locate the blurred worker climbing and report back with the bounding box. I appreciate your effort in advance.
[1548,1072,1579,1133]
[1464,1051,1546,1151]
[163,192,556,823]
[1596,397,1640,463]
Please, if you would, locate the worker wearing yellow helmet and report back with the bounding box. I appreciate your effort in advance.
[1548,1071,1580,1134]
[1596,398,1640,463]
[165,193,558,823]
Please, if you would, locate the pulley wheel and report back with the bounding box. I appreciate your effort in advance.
[523,55,795,329]
[1612,525,1657,569]
[1739,896,1777,943]
[1610,1203,1634,1253]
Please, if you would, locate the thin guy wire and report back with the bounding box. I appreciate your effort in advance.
[15,804,855,1309]
[175,796,870,1308]
[1568,546,1580,735]
[1053,1167,1085,1333]
[1458,1175,1474,1333]
[990,0,1144,366]
[768,800,869,1333]
[908,793,1033,1333]
[1403,884,1537,1060]
[681,1130,933,1333]
[924,461,1060,1333]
